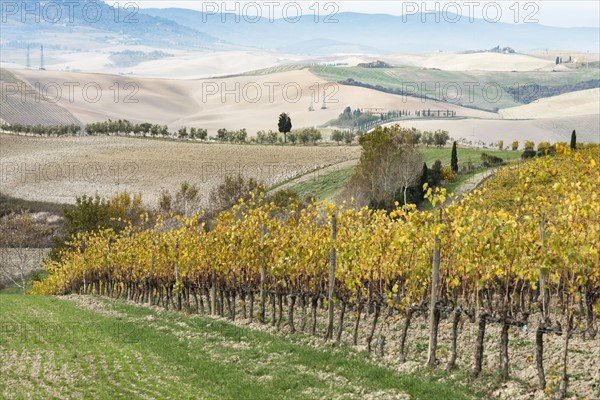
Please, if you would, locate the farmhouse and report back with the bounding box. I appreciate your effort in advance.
[360,107,386,116]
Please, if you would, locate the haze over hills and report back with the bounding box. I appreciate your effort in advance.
[143,8,600,54]
[1,0,598,57]
[0,0,221,51]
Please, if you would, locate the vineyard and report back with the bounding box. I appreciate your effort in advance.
[33,146,600,398]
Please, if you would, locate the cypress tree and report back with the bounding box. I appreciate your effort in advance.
[431,160,443,186]
[451,141,458,173]
[418,163,429,202]
[570,130,577,150]
[420,163,429,187]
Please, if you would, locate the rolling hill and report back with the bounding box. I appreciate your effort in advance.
[499,88,600,119]
[0,68,81,126]
[10,68,497,133]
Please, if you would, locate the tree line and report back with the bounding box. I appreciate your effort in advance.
[2,113,452,149]
[329,107,412,132]
[1,123,81,136]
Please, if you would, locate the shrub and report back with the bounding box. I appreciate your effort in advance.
[537,142,551,152]
[209,175,266,212]
[521,149,537,159]
[480,153,504,167]
[537,145,557,157]
[441,166,457,182]
[267,188,305,208]
[50,192,148,261]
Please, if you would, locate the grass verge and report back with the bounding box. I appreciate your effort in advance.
[0,293,477,400]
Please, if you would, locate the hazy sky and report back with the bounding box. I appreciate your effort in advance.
[137,1,600,28]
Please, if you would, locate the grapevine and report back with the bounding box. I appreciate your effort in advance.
[33,146,600,397]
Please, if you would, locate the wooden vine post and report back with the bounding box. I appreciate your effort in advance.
[427,207,442,368]
[538,218,549,320]
[536,218,548,389]
[175,238,182,311]
[324,214,337,341]
[259,223,267,324]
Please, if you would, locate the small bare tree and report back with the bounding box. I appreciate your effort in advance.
[0,213,50,292]
[175,181,201,217]
[398,147,423,205]
[158,182,201,217]
[208,175,266,212]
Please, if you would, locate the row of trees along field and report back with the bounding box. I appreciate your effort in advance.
[2,117,451,147]
[0,120,322,145]
[33,145,599,399]
[0,119,580,155]
[329,107,413,131]
[2,123,81,136]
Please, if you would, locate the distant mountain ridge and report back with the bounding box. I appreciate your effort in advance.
[143,8,599,54]
[1,1,598,54]
[1,0,221,50]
